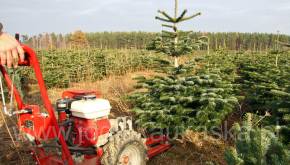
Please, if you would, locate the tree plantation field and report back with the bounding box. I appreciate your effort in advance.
[5,48,286,164]
[19,49,161,88]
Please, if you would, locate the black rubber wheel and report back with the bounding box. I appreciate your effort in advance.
[101,130,147,165]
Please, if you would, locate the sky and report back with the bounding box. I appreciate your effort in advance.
[1,0,290,36]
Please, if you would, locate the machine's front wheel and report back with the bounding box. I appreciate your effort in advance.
[101,130,147,165]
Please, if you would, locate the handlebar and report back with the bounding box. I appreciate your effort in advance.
[0,29,31,66]
[1,37,74,164]
[18,45,33,66]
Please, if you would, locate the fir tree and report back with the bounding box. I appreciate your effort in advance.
[130,58,239,134]
[225,113,290,165]
[130,0,238,136]
[147,0,207,67]
[237,54,290,146]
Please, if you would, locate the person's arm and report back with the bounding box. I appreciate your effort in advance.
[0,23,24,68]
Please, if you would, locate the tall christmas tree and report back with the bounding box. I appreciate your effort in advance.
[147,0,207,67]
[130,0,238,136]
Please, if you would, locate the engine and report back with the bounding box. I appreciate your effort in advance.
[55,91,112,148]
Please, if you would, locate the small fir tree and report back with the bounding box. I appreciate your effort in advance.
[225,113,290,165]
[130,69,239,134]
[238,55,290,146]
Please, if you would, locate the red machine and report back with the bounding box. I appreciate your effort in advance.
[0,45,171,165]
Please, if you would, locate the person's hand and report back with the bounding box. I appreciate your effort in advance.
[0,24,24,68]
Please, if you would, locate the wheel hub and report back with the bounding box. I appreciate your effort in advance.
[121,155,129,164]
[118,144,141,165]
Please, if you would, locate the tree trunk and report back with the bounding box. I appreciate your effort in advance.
[275,54,279,67]
[207,38,210,55]
[174,57,179,67]
[174,0,179,67]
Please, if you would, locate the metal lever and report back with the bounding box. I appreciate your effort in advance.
[0,68,17,117]
[12,109,32,115]
[9,69,15,114]
[0,73,10,116]
[15,33,20,41]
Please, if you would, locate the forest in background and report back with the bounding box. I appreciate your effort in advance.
[23,31,290,51]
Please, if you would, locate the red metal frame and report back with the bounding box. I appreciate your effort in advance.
[146,135,172,158]
[62,90,101,99]
[0,45,171,164]
[0,45,74,164]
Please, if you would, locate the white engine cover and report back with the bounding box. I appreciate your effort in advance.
[70,98,111,119]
